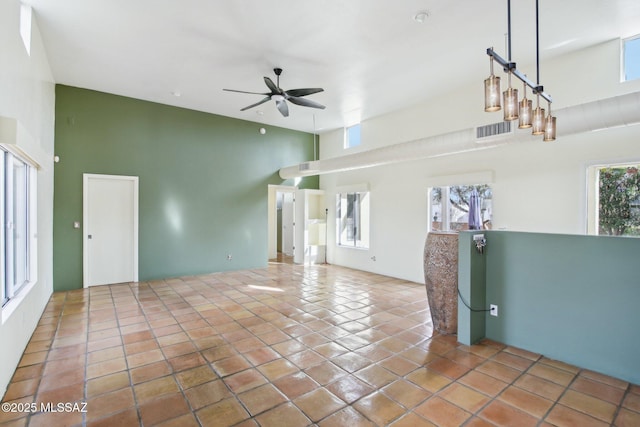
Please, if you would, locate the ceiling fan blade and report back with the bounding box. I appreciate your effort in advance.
[264,77,279,94]
[240,96,271,111]
[223,88,270,95]
[276,100,289,117]
[287,96,326,110]
[285,88,324,97]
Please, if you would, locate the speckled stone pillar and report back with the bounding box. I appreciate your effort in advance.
[424,232,459,335]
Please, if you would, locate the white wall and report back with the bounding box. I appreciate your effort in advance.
[320,39,640,284]
[0,1,55,397]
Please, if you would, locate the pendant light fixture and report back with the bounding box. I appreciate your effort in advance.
[518,81,533,128]
[484,57,501,112]
[483,0,556,141]
[543,102,556,141]
[502,0,518,121]
[503,74,519,121]
[532,95,545,135]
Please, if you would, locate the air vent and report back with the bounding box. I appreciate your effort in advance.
[299,162,311,171]
[476,121,513,140]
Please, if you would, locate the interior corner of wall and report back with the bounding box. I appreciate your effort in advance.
[0,116,18,145]
[0,116,47,168]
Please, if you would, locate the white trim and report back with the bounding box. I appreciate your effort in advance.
[0,150,38,323]
[83,174,139,287]
[1,280,36,324]
[0,151,4,307]
[427,171,495,187]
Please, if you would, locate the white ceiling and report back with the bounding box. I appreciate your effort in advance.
[25,0,640,133]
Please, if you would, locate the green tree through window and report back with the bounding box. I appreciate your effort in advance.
[430,185,492,232]
[598,166,640,236]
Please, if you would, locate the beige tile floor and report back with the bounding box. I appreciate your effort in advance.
[1,261,639,426]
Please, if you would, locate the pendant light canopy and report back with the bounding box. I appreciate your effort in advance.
[483,0,556,141]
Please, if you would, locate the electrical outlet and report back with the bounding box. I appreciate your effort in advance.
[227,254,232,261]
[490,304,498,317]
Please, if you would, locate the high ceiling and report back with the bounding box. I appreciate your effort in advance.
[25,0,640,133]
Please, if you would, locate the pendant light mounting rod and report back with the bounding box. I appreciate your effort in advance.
[507,0,512,61]
[486,48,553,103]
[536,0,540,85]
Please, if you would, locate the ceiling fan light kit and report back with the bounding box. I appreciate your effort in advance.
[224,68,325,117]
[484,0,556,141]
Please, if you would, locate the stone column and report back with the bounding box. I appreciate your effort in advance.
[424,231,458,335]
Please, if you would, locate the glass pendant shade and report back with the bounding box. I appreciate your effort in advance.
[518,98,532,128]
[543,103,556,141]
[543,115,556,141]
[484,75,501,112]
[503,87,519,121]
[518,83,532,128]
[532,106,545,135]
[484,57,501,112]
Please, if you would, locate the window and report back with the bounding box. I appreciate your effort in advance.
[337,191,369,248]
[622,35,640,82]
[344,124,361,149]
[20,4,32,56]
[1,150,36,308]
[429,185,492,232]
[592,164,640,236]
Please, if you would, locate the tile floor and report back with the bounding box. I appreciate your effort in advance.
[1,261,639,426]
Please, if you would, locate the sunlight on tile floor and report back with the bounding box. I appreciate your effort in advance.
[1,262,638,426]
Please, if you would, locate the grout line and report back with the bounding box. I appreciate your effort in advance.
[5,263,639,427]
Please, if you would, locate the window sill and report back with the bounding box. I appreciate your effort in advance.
[1,280,37,325]
[337,245,369,251]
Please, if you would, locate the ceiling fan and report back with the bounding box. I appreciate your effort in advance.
[223,68,325,117]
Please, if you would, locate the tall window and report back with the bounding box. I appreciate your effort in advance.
[593,165,640,236]
[337,191,369,248]
[622,35,640,82]
[429,185,492,232]
[344,124,361,149]
[1,150,35,307]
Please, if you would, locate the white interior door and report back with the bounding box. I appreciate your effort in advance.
[281,192,295,256]
[83,174,138,287]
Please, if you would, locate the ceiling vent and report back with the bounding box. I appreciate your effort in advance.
[298,162,312,171]
[476,121,513,141]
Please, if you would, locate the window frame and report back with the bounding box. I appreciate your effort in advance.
[336,190,370,249]
[344,123,362,149]
[621,34,640,82]
[0,147,38,320]
[428,184,493,233]
[587,162,640,236]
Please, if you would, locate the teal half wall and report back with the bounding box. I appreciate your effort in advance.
[458,231,640,384]
[53,85,318,291]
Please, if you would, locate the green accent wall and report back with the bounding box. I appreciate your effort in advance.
[458,230,640,384]
[53,85,318,291]
[457,232,486,345]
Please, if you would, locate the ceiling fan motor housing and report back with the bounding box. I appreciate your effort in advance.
[223,67,325,117]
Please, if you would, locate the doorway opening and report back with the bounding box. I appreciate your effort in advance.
[267,185,296,264]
